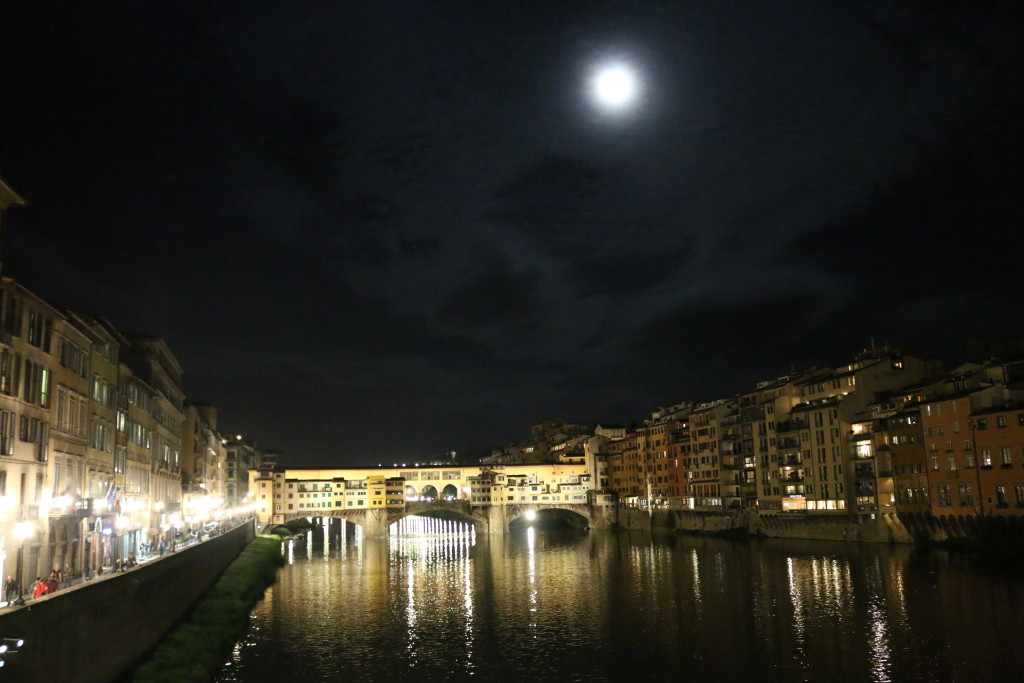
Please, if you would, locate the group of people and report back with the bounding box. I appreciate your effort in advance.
[112,553,138,572]
[3,564,73,602]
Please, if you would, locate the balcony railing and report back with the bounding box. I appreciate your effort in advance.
[777,420,808,433]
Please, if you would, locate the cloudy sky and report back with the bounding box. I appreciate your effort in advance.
[2,2,1022,466]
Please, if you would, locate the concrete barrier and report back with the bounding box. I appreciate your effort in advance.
[0,521,255,683]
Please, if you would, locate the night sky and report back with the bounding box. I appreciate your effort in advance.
[2,2,1022,467]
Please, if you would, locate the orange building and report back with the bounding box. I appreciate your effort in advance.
[921,392,981,516]
[971,402,1024,514]
[888,404,930,513]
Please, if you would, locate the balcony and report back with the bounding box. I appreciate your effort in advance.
[853,465,875,479]
[777,420,808,433]
[855,482,875,496]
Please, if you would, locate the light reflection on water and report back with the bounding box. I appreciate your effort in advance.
[218,523,1024,682]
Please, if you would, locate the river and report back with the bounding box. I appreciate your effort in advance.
[217,518,1024,682]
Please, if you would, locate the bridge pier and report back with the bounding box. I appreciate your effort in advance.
[483,505,508,535]
[360,509,394,538]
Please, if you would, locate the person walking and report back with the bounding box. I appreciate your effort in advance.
[62,563,72,589]
[31,578,45,599]
[4,575,16,604]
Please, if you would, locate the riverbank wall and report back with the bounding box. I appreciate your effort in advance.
[617,507,1024,548]
[0,521,255,683]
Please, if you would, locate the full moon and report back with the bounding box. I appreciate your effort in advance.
[591,63,639,111]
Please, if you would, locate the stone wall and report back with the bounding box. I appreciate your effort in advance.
[0,521,255,683]
[614,507,1024,547]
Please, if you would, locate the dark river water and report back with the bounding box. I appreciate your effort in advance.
[217,518,1023,682]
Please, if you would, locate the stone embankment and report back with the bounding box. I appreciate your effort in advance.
[130,532,285,682]
[617,507,1024,551]
[0,521,255,683]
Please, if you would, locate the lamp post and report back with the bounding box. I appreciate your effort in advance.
[12,522,33,606]
[115,515,128,567]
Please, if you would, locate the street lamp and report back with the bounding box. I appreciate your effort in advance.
[12,523,33,606]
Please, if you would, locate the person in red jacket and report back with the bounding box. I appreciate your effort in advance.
[31,578,45,598]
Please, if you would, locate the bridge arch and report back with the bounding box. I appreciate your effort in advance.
[505,504,592,530]
[273,500,602,537]
[396,501,485,531]
[420,485,439,502]
[441,484,458,500]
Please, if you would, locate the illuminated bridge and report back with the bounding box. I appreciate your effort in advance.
[249,462,616,536]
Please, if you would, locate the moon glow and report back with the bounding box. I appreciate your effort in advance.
[591,63,639,111]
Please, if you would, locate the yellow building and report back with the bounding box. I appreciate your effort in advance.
[252,463,598,526]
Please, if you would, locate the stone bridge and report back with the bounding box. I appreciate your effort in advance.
[279,500,613,537]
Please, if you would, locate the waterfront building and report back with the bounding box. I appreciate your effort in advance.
[606,431,638,503]
[647,403,689,509]
[0,279,54,589]
[119,364,157,557]
[663,416,689,508]
[123,335,185,534]
[71,313,124,575]
[751,373,808,513]
[45,307,96,574]
[882,401,930,513]
[634,420,662,508]
[736,389,764,508]
[969,394,1024,515]
[468,474,493,506]
[583,434,612,492]
[790,368,857,514]
[684,399,730,511]
[919,378,1019,517]
[847,405,901,515]
[182,403,227,527]
[753,346,938,516]
[223,434,274,505]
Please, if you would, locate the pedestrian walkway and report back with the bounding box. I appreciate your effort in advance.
[0,518,252,612]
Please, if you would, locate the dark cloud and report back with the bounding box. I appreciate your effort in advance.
[442,268,541,328]
[1,1,1022,464]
